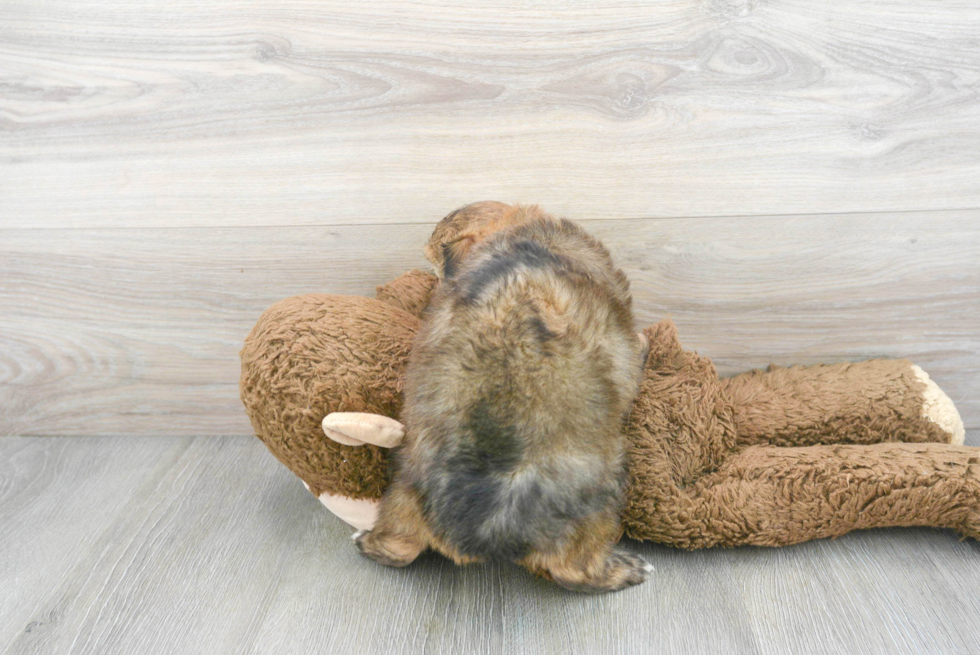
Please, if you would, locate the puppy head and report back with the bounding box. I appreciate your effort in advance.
[425,202,544,278]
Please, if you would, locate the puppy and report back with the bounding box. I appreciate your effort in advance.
[355,202,651,593]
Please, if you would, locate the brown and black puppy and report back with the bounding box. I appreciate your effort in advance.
[355,202,651,593]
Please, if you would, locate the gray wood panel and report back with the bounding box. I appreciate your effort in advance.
[3,0,980,228]
[2,211,977,438]
[1,434,978,655]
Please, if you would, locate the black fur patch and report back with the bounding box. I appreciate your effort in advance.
[421,400,626,561]
[527,315,556,344]
[465,398,522,473]
[442,243,459,278]
[422,399,529,559]
[458,240,565,305]
[430,465,503,548]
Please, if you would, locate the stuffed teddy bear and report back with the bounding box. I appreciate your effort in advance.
[240,270,978,548]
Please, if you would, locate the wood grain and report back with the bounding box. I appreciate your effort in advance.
[1,211,977,438]
[1,434,978,655]
[3,0,980,228]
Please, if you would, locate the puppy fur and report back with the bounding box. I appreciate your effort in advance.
[356,202,651,592]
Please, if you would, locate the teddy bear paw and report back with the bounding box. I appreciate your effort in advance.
[912,366,966,445]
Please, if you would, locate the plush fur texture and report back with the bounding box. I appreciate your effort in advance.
[240,270,978,549]
[623,319,978,547]
[240,285,429,499]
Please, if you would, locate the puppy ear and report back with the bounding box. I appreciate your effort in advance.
[441,243,459,278]
[441,237,475,279]
[426,202,513,278]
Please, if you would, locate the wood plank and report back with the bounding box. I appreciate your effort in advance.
[1,434,978,654]
[1,211,977,437]
[0,436,309,655]
[3,0,980,228]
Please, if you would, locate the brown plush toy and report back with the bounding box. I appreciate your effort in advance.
[240,270,978,549]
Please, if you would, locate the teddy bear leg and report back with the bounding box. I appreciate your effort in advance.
[683,442,980,547]
[722,359,965,448]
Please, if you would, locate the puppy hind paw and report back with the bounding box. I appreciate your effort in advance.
[353,530,423,568]
[608,550,653,590]
[548,549,653,594]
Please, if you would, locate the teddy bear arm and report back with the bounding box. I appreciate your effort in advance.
[626,442,980,548]
[374,270,439,318]
[721,359,965,448]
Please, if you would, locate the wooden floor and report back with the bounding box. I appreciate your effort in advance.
[3,0,980,653]
[2,433,978,655]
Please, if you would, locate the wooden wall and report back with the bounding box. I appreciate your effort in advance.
[2,0,978,436]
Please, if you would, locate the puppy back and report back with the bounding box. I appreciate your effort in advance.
[401,213,640,560]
